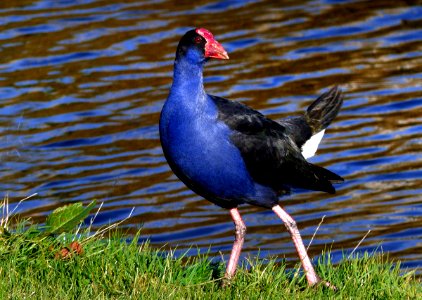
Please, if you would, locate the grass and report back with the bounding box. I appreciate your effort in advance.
[0,199,420,299]
[0,226,420,299]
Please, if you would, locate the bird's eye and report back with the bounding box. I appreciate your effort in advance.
[194,36,202,44]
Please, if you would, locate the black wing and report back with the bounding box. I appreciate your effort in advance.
[210,94,342,195]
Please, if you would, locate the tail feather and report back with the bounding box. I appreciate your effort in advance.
[304,163,344,194]
[293,86,344,193]
[306,86,344,134]
[310,163,344,183]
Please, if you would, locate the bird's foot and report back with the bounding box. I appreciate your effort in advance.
[319,280,337,291]
[314,275,337,291]
[221,276,232,288]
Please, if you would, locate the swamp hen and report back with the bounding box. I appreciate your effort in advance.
[159,28,343,288]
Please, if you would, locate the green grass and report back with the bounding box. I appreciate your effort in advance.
[0,223,420,300]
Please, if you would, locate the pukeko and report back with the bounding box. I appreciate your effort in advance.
[159,28,344,288]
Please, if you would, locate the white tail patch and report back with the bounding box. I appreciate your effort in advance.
[301,129,325,159]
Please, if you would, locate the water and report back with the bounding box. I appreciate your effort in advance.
[1,0,421,274]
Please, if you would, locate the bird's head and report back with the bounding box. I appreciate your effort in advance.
[176,28,229,64]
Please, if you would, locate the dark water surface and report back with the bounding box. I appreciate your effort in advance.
[1,1,421,273]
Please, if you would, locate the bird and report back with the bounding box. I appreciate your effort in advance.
[159,28,344,288]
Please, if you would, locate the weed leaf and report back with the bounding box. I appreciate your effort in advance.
[45,200,96,234]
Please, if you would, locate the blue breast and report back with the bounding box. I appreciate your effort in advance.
[160,93,277,208]
[160,49,279,208]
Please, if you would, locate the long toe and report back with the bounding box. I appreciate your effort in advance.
[221,276,232,288]
[314,275,337,291]
[321,280,338,291]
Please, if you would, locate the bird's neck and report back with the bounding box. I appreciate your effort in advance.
[170,57,206,105]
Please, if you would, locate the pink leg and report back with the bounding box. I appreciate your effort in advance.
[224,207,246,280]
[272,205,324,287]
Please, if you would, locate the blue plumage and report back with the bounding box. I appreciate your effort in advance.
[160,50,277,208]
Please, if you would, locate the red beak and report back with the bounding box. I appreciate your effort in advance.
[196,28,229,60]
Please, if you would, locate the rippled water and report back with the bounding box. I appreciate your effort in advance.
[1,1,421,274]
